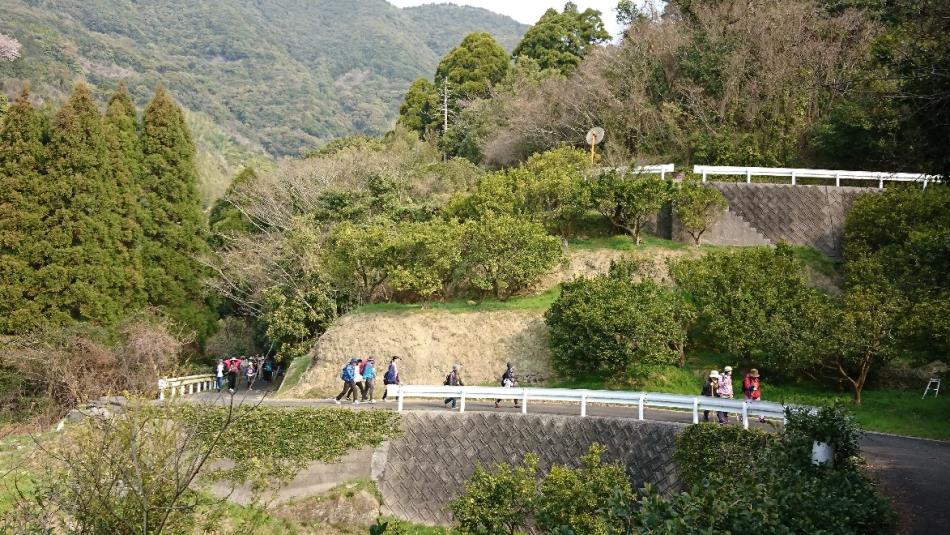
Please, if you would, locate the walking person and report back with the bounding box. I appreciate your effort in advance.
[263,358,273,382]
[382,356,401,402]
[443,364,464,409]
[701,370,720,422]
[362,357,377,403]
[246,359,257,391]
[494,362,520,409]
[716,366,734,423]
[335,358,359,404]
[215,359,225,391]
[743,368,766,423]
[224,356,241,393]
[351,358,365,402]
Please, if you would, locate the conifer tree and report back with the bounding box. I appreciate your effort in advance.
[0,87,46,333]
[140,86,209,327]
[40,83,128,326]
[103,82,146,307]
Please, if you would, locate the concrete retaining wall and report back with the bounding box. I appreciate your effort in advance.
[374,412,684,525]
[700,182,875,257]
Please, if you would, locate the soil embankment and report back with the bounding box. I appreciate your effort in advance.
[283,310,552,398]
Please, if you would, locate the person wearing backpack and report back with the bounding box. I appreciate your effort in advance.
[246,359,257,391]
[362,357,377,403]
[494,362,520,409]
[716,366,734,423]
[743,368,766,423]
[335,358,359,404]
[443,364,464,409]
[224,356,241,393]
[382,356,401,402]
[263,359,273,382]
[351,358,365,402]
[701,370,720,422]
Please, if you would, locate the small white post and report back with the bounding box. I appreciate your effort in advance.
[661,170,666,180]
[397,389,404,412]
[521,391,528,414]
[692,398,699,424]
[742,402,749,430]
[459,390,466,413]
[702,171,707,183]
[745,170,751,184]
[581,393,588,417]
[879,177,884,189]
[638,394,645,421]
[159,388,165,401]
[791,171,796,186]
[835,173,840,187]
[923,178,929,190]
[179,385,185,397]
[188,383,193,395]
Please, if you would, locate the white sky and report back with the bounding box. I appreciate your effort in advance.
[388,1,626,39]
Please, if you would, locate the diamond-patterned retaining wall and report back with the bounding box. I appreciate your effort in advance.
[374,412,684,525]
[702,183,876,257]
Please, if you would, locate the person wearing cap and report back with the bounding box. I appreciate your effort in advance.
[743,368,766,423]
[443,364,464,409]
[382,356,401,402]
[701,370,721,422]
[495,362,520,409]
[361,357,377,403]
[716,366,734,423]
[334,358,360,405]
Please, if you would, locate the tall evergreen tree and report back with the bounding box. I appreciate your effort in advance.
[103,82,146,307]
[40,83,127,326]
[0,87,46,333]
[435,32,510,101]
[140,86,210,328]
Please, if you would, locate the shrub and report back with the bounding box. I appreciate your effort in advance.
[589,170,670,245]
[673,423,771,489]
[545,272,694,376]
[671,181,727,245]
[449,454,539,535]
[783,402,863,468]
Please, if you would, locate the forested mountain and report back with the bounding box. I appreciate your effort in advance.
[0,0,527,184]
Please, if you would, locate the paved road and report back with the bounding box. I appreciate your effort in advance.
[194,386,949,534]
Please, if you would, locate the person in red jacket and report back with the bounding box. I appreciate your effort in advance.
[743,368,766,423]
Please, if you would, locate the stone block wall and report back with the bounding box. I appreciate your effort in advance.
[699,182,876,257]
[374,412,683,525]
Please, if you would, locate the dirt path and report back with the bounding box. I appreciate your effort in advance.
[192,390,949,534]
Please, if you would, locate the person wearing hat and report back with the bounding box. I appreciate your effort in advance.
[495,362,520,409]
[334,358,360,404]
[743,368,766,423]
[361,357,377,403]
[717,366,735,423]
[382,356,401,402]
[701,370,721,422]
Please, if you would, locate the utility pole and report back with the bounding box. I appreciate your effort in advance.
[441,76,449,161]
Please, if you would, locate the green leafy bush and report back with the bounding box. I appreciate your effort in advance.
[449,454,539,535]
[673,423,771,489]
[545,271,695,376]
[784,403,863,468]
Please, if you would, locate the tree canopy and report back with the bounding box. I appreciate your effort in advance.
[513,2,610,74]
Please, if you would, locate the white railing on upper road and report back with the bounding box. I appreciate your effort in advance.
[387,384,793,430]
[616,163,676,179]
[158,374,216,400]
[694,165,940,188]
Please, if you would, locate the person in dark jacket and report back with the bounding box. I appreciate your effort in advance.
[443,364,464,409]
[701,370,721,422]
[495,362,520,409]
[334,358,359,404]
[382,356,401,402]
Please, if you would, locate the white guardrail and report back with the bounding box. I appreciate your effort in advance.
[694,165,940,188]
[386,385,793,430]
[158,374,216,400]
[617,163,676,179]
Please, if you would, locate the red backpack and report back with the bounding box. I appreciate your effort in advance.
[227,359,241,373]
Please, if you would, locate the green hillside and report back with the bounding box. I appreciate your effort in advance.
[0,0,527,179]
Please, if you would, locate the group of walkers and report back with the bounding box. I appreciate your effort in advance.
[335,356,402,404]
[215,355,279,394]
[700,366,765,423]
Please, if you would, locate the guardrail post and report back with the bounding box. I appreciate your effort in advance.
[521,391,528,414]
[459,389,466,413]
[791,171,796,186]
[742,402,749,430]
[835,173,840,187]
[701,171,707,183]
[692,398,699,424]
[397,389,404,412]
[638,394,645,421]
[879,177,884,189]
[746,170,751,183]
[580,393,587,417]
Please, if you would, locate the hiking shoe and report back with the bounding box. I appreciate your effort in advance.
[494,401,500,408]
[354,400,361,405]
[370,400,376,404]
[334,399,341,405]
